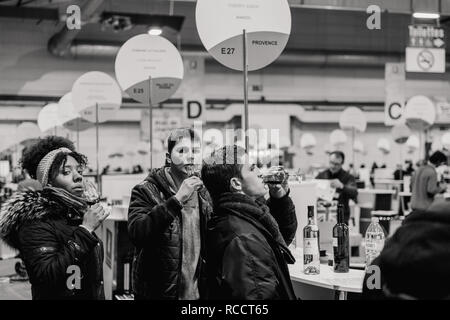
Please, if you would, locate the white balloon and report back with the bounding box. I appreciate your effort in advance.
[16,122,41,143]
[404,96,436,131]
[353,140,365,154]
[441,132,450,150]
[38,103,61,133]
[377,138,391,154]
[339,107,367,132]
[329,129,347,146]
[406,135,420,152]
[300,133,317,150]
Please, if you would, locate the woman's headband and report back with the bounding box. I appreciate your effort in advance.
[36,147,72,186]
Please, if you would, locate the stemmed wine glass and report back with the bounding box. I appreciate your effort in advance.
[83,179,101,205]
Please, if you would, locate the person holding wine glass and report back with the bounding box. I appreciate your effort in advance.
[201,145,297,300]
[127,128,213,300]
[0,136,108,300]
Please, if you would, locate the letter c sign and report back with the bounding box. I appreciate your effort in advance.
[388,103,402,120]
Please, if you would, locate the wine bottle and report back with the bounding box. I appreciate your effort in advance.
[332,204,349,273]
[303,205,320,275]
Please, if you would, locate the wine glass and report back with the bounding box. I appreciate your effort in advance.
[83,179,100,205]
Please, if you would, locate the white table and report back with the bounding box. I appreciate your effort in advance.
[289,248,365,300]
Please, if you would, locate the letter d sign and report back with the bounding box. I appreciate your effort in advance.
[187,101,202,119]
[183,95,205,125]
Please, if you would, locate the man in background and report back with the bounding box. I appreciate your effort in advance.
[411,150,447,211]
[316,151,358,224]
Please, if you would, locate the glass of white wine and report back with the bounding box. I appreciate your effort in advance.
[83,179,101,205]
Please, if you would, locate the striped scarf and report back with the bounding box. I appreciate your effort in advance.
[43,186,89,219]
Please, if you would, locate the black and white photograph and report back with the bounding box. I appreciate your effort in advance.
[0,0,449,308]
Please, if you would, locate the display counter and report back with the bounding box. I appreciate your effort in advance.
[289,248,365,300]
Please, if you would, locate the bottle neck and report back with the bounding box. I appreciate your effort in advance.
[337,208,344,224]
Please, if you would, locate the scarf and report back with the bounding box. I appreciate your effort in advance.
[43,186,89,220]
[215,192,289,250]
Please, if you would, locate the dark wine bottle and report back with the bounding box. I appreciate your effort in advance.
[332,204,349,273]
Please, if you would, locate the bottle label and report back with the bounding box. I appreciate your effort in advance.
[303,238,319,255]
[332,237,338,247]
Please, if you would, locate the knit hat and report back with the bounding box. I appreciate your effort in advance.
[36,147,72,186]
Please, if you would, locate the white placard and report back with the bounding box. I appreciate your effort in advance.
[17,122,41,143]
[391,124,411,144]
[339,107,367,132]
[196,0,291,71]
[404,95,436,130]
[329,129,347,147]
[58,93,93,132]
[72,71,122,123]
[385,63,406,125]
[115,34,184,104]
[406,47,445,73]
[38,103,61,132]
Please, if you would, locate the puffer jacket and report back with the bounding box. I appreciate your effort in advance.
[206,192,297,300]
[127,168,212,300]
[0,190,104,300]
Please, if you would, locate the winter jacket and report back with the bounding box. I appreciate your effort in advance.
[206,192,297,300]
[127,168,212,300]
[362,202,450,300]
[0,190,104,300]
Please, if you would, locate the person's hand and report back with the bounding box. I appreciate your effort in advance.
[81,203,109,232]
[269,172,289,199]
[330,179,344,189]
[175,176,203,205]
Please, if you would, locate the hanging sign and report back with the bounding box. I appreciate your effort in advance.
[72,71,122,123]
[58,93,93,132]
[339,107,367,132]
[404,95,436,131]
[385,63,406,125]
[115,34,184,104]
[38,103,61,133]
[406,25,445,73]
[195,0,291,71]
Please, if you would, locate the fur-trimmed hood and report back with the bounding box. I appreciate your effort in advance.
[0,190,62,249]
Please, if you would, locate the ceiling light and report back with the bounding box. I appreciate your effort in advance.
[413,12,440,19]
[148,27,162,36]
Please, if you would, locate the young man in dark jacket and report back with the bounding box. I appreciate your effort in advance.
[127,128,212,300]
[201,145,297,300]
[362,199,450,300]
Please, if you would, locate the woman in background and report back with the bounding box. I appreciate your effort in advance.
[0,136,108,300]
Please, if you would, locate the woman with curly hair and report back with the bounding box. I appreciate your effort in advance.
[0,136,109,300]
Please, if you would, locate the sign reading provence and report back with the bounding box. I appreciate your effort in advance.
[406,25,445,73]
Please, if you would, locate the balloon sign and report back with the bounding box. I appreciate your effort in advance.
[16,122,41,144]
[300,133,316,155]
[339,107,367,132]
[406,135,420,154]
[377,138,391,155]
[353,140,365,154]
[58,93,94,132]
[329,129,347,148]
[72,71,122,123]
[404,95,436,131]
[115,34,183,105]
[38,103,61,133]
[441,132,450,150]
[391,124,412,144]
[196,0,291,71]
